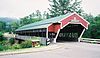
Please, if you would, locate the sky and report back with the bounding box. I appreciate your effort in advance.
[0,0,100,18]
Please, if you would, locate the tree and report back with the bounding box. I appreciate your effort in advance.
[36,10,42,19]
[20,17,28,26]
[83,14,100,39]
[11,22,20,33]
[43,11,47,19]
[91,15,100,39]
[82,13,94,24]
[43,11,50,19]
[0,32,3,38]
[20,10,43,26]
[0,32,4,41]
[82,13,94,38]
[20,17,41,26]
[0,21,6,31]
[46,13,50,19]
[48,0,83,17]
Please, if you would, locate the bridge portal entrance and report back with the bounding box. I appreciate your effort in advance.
[56,24,84,42]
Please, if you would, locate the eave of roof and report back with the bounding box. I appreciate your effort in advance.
[16,23,51,31]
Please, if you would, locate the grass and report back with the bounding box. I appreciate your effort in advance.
[0,45,45,53]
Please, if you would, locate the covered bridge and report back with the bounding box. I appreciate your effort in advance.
[15,12,89,43]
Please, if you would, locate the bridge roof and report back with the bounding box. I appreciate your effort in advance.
[16,12,89,31]
[16,13,71,31]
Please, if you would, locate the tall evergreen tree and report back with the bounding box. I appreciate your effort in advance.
[20,10,42,26]
[43,11,51,19]
[43,11,47,19]
[0,21,6,32]
[36,10,42,19]
[48,0,83,17]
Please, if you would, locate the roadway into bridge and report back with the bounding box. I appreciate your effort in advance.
[0,42,100,58]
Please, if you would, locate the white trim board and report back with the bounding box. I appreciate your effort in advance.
[53,29,61,43]
[59,12,89,29]
[78,28,85,42]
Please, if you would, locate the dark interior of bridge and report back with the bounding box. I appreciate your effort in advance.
[56,24,84,42]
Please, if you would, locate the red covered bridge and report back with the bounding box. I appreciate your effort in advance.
[16,12,89,43]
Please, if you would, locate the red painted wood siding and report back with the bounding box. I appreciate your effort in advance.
[48,13,89,33]
[61,15,73,27]
[48,24,61,33]
[48,24,54,32]
[54,24,61,32]
[61,14,89,28]
[73,14,88,28]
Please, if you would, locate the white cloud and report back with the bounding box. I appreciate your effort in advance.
[81,0,100,16]
[0,0,49,18]
[0,0,100,18]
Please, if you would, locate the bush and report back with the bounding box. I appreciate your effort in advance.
[20,40,32,48]
[0,32,3,37]
[0,45,3,51]
[12,43,21,49]
[0,40,9,45]
[0,40,32,51]
[3,44,11,51]
[0,32,3,41]
[0,41,11,51]
[9,38,15,45]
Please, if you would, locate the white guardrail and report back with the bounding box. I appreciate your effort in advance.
[80,38,100,44]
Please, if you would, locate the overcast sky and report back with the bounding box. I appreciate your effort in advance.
[0,0,100,18]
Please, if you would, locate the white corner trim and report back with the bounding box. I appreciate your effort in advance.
[61,22,70,29]
[53,29,61,43]
[60,12,89,29]
[46,27,48,39]
[78,28,85,42]
[46,23,54,39]
[61,21,88,30]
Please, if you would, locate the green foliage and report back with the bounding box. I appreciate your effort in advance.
[20,10,44,26]
[90,16,100,39]
[0,32,3,37]
[0,32,4,41]
[0,32,6,41]
[0,37,6,41]
[48,0,83,17]
[9,38,15,45]
[20,40,32,48]
[0,39,33,51]
[0,40,9,46]
[82,13,94,24]
[83,25,92,38]
[43,11,50,19]
[0,21,6,31]
[20,18,41,26]
[36,10,42,19]
[12,44,21,49]
[11,22,20,33]
[0,45,3,51]
[0,41,11,51]
[3,44,11,50]
[0,40,32,51]
[83,14,100,39]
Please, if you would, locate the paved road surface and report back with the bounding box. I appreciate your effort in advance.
[0,42,100,58]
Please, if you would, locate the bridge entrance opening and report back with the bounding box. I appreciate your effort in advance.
[56,24,84,42]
